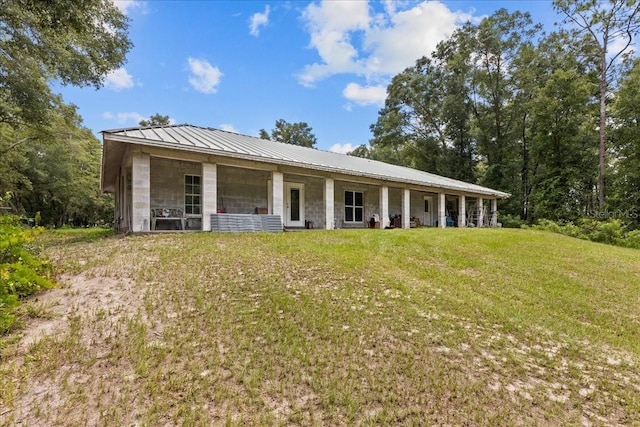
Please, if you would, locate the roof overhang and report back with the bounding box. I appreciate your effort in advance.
[101,126,511,199]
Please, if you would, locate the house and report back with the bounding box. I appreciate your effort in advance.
[100,124,510,232]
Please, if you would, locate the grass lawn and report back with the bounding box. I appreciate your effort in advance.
[1,228,639,425]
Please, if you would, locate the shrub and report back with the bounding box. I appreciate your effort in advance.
[1,215,56,334]
[533,217,638,250]
[592,220,625,245]
[626,230,640,249]
[498,213,526,228]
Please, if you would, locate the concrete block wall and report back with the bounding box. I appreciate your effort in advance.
[284,175,325,228]
[217,166,270,214]
[150,158,201,211]
[334,181,380,228]
[388,187,403,218]
[132,153,151,232]
[410,191,438,226]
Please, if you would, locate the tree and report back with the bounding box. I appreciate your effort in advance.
[610,58,640,228]
[369,57,452,175]
[0,103,113,227]
[259,119,317,148]
[554,0,640,208]
[139,114,171,127]
[259,129,270,140]
[0,0,132,128]
[529,58,598,221]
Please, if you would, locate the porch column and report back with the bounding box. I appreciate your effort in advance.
[438,192,446,228]
[491,198,498,227]
[458,195,466,228]
[401,188,410,229]
[324,178,334,230]
[131,152,150,232]
[271,171,284,219]
[379,185,389,229]
[477,197,484,228]
[201,162,217,231]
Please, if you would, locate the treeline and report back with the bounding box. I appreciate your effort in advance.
[354,5,640,230]
[0,0,131,227]
[0,105,113,227]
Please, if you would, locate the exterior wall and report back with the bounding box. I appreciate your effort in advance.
[201,163,217,231]
[149,158,201,230]
[283,174,325,228]
[388,187,403,216]
[112,144,503,232]
[334,181,380,228]
[217,166,270,214]
[410,191,438,226]
[150,158,201,210]
[131,152,150,232]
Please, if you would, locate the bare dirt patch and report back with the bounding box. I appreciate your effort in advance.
[18,274,139,351]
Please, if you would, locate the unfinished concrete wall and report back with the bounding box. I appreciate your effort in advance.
[284,174,325,228]
[388,187,403,218]
[334,181,380,228]
[217,166,270,214]
[150,158,201,211]
[132,153,150,232]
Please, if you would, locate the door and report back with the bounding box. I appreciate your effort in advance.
[285,183,305,227]
[423,196,433,226]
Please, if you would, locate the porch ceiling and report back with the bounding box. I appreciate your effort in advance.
[102,124,510,198]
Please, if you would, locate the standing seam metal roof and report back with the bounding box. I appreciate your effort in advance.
[102,124,510,198]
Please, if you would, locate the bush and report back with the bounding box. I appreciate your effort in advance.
[626,230,640,249]
[498,213,526,228]
[533,217,638,249]
[1,215,56,334]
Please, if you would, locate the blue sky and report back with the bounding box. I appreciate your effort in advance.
[57,0,556,153]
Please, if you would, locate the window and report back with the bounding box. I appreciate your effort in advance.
[344,190,364,222]
[185,175,201,215]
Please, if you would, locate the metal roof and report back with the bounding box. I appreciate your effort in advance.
[101,124,510,198]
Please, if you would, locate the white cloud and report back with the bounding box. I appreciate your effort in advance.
[343,82,386,106]
[299,1,370,86]
[329,143,356,154]
[113,0,146,15]
[219,123,239,133]
[249,5,270,37]
[299,1,471,86]
[187,58,223,94]
[104,67,134,91]
[102,111,146,124]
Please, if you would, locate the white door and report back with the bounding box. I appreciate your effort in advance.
[423,196,433,226]
[285,183,305,227]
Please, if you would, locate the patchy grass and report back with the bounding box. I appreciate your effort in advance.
[1,228,639,425]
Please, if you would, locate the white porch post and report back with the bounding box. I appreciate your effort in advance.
[271,171,284,219]
[402,188,410,229]
[438,192,446,228]
[380,185,389,229]
[131,152,150,232]
[201,162,217,231]
[477,197,485,228]
[491,198,498,227]
[324,178,334,230]
[458,195,466,228]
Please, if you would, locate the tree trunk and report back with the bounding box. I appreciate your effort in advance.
[598,48,607,209]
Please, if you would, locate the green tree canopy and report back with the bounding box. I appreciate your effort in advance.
[259,119,317,148]
[610,58,640,228]
[139,114,171,127]
[554,0,640,208]
[0,103,113,227]
[367,8,609,223]
[0,0,132,127]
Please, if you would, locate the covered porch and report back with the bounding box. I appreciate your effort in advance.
[111,149,502,233]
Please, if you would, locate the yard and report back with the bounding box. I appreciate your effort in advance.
[1,228,639,425]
